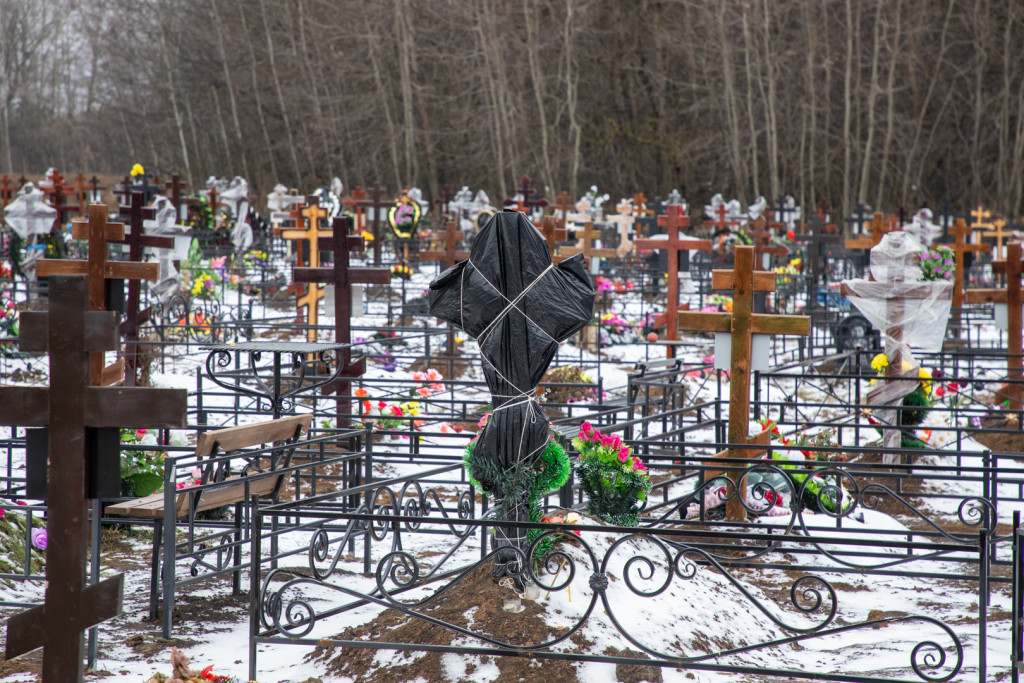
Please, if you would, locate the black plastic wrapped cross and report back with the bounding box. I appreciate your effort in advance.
[428,210,595,581]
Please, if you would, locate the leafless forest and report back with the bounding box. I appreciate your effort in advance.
[2,0,1023,216]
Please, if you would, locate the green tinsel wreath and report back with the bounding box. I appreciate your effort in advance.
[463,436,572,563]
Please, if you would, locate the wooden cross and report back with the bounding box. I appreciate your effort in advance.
[87,176,103,203]
[504,175,548,213]
[342,185,368,232]
[970,205,993,233]
[948,218,986,312]
[0,175,15,210]
[553,191,574,230]
[844,203,873,236]
[112,175,133,207]
[540,215,568,263]
[678,246,810,518]
[704,201,741,253]
[115,192,174,385]
[164,174,198,223]
[346,182,390,265]
[845,211,892,254]
[982,217,1013,260]
[420,219,469,270]
[1,274,186,682]
[816,199,831,221]
[43,169,81,227]
[965,242,1024,409]
[635,204,711,357]
[36,205,160,385]
[557,219,616,272]
[747,211,788,271]
[293,217,390,424]
[281,197,332,342]
[73,174,90,209]
[632,191,654,239]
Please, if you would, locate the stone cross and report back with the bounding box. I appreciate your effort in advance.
[282,197,332,342]
[345,182,390,265]
[677,245,810,519]
[965,242,1024,409]
[1,275,186,682]
[36,205,160,385]
[635,204,711,357]
[420,219,470,270]
[293,217,390,423]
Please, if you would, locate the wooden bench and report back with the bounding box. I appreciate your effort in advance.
[106,414,312,637]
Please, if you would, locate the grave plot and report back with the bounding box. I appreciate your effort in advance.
[1,184,1024,683]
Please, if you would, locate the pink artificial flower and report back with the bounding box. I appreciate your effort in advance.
[619,446,629,461]
[430,382,445,392]
[136,429,147,439]
[378,401,387,409]
[0,508,4,518]
[31,528,47,550]
[412,371,426,381]
[426,369,443,381]
[580,422,593,436]
[478,413,490,429]
[633,459,647,472]
[417,386,430,397]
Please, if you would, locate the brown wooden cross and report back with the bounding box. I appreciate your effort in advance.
[504,175,548,213]
[540,215,568,263]
[965,242,1024,409]
[553,191,574,230]
[631,191,654,239]
[0,175,16,210]
[982,217,1013,260]
[36,205,160,385]
[115,192,174,385]
[73,173,90,209]
[342,185,368,232]
[948,218,987,312]
[557,220,617,271]
[164,174,198,223]
[704,201,741,253]
[282,197,332,342]
[678,245,810,518]
[294,217,390,424]
[346,182,390,265]
[845,211,893,255]
[970,205,993,233]
[420,219,469,270]
[635,205,711,357]
[43,169,81,227]
[112,175,133,207]
[1,274,186,682]
[747,211,788,270]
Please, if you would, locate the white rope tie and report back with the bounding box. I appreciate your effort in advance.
[470,262,556,345]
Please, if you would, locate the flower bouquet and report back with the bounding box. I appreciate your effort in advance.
[388,201,421,239]
[869,353,933,448]
[147,647,244,683]
[391,263,413,280]
[572,423,650,526]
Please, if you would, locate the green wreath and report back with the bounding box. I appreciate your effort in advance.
[463,436,572,562]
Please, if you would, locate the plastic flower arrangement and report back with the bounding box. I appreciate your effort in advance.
[868,354,933,447]
[243,249,269,267]
[0,294,18,338]
[120,429,191,497]
[393,203,416,229]
[130,163,145,178]
[572,422,650,526]
[410,368,445,397]
[920,246,955,281]
[463,430,572,562]
[391,263,413,280]
[594,276,614,293]
[147,647,240,683]
[752,418,852,514]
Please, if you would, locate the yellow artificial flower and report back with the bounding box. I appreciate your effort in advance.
[130,163,145,177]
[870,353,889,373]
[361,230,374,241]
[918,368,932,396]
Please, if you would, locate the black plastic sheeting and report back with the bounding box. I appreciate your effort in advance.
[429,210,595,494]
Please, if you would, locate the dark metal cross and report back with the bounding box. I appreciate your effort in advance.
[796,215,840,314]
[773,196,799,229]
[844,203,872,236]
[293,216,390,424]
[36,205,160,385]
[420,219,470,270]
[845,211,892,255]
[115,192,174,385]
[635,205,711,357]
[1,275,186,682]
